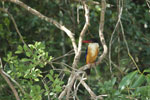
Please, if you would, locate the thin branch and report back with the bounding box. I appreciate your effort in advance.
[78,76,103,100]
[146,0,150,9]
[77,1,90,54]
[97,0,107,64]
[2,0,78,54]
[2,70,27,95]
[120,21,141,74]
[109,6,123,73]
[74,73,86,100]
[0,8,26,46]
[51,49,74,62]
[72,0,90,68]
[0,58,20,100]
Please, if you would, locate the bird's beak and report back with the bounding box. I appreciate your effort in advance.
[82,40,92,43]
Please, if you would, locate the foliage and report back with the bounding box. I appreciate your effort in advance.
[0,0,150,100]
[2,42,63,100]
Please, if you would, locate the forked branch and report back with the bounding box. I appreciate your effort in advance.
[80,0,107,71]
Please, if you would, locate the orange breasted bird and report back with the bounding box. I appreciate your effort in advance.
[83,39,99,75]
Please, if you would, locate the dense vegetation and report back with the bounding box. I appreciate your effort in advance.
[0,0,150,100]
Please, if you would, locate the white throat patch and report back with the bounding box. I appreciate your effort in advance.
[88,43,99,56]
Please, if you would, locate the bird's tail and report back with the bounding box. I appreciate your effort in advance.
[85,68,91,75]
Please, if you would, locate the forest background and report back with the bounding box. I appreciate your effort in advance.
[0,0,150,100]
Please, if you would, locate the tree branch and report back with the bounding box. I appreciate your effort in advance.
[109,6,123,74]
[0,58,20,100]
[2,0,78,54]
[79,0,107,72]
[59,1,90,99]
[97,0,107,65]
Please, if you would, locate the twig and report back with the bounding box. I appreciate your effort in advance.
[74,73,86,100]
[78,76,103,100]
[109,6,123,73]
[2,70,26,95]
[51,49,74,62]
[0,8,27,46]
[119,21,141,74]
[97,0,107,65]
[0,58,20,100]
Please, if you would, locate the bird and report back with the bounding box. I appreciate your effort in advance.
[83,38,99,75]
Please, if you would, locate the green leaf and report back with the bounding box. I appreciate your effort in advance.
[54,85,62,92]
[50,70,54,75]
[112,77,117,86]
[21,58,31,62]
[39,63,44,68]
[144,69,150,73]
[34,78,39,81]
[136,86,150,96]
[44,91,49,96]
[146,74,150,84]
[48,56,53,62]
[44,84,49,90]
[131,74,145,88]
[0,24,3,31]
[4,18,10,27]
[23,44,28,51]
[26,52,31,57]
[18,45,23,51]
[119,71,138,90]
[15,51,22,54]
[46,74,54,82]
[54,78,60,84]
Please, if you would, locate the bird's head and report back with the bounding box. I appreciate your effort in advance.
[82,38,99,44]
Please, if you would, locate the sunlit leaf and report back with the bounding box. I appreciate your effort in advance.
[26,52,31,57]
[144,69,150,73]
[119,71,138,90]
[15,51,22,54]
[131,74,145,88]
[23,44,28,51]
[21,58,31,62]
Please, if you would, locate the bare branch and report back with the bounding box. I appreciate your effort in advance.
[74,74,85,100]
[146,0,150,9]
[78,76,104,100]
[66,1,90,99]
[79,0,107,71]
[97,0,107,64]
[59,1,90,99]
[0,58,20,100]
[2,70,26,94]
[72,0,90,68]
[78,1,90,53]
[120,21,141,73]
[109,6,123,74]
[2,0,78,54]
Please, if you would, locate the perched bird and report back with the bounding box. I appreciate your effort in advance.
[83,39,99,75]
